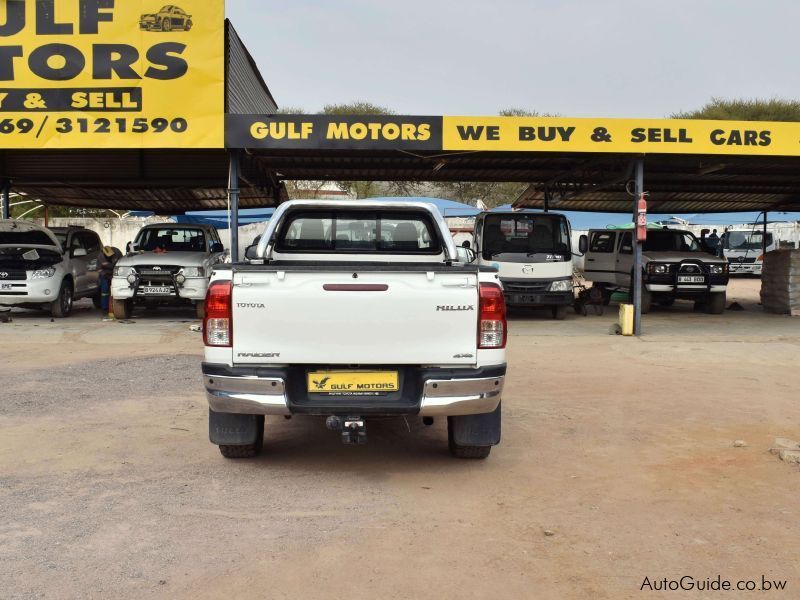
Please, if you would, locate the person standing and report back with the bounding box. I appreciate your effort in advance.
[707,229,720,254]
[98,246,122,315]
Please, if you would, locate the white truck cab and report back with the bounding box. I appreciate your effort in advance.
[201,200,507,460]
[722,229,777,276]
[471,210,574,319]
[581,227,730,314]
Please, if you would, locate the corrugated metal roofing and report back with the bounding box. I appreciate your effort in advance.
[246,149,800,214]
[226,21,278,114]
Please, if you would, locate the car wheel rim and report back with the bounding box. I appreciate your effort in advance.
[63,288,72,312]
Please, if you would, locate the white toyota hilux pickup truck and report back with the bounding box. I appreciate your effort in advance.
[201,200,507,460]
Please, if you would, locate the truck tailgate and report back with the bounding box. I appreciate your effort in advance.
[231,269,478,366]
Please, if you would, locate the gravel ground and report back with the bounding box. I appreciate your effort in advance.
[1,280,799,599]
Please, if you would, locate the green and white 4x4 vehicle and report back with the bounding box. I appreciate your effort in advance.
[111,224,226,319]
[0,221,103,317]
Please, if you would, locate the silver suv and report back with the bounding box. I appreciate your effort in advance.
[111,224,227,319]
[0,221,104,317]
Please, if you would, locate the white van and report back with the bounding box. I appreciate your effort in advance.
[469,211,574,319]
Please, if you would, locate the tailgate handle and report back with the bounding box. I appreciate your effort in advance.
[323,284,389,292]
[440,279,476,288]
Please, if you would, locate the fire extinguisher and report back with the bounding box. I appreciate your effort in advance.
[636,194,648,243]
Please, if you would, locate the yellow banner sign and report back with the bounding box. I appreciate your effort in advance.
[443,116,800,156]
[0,0,224,149]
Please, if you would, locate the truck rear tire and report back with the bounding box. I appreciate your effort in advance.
[448,437,491,459]
[195,302,205,319]
[218,418,264,459]
[707,292,726,315]
[219,441,262,459]
[112,299,132,320]
[447,404,500,459]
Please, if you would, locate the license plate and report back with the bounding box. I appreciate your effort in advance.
[141,286,172,295]
[678,276,705,283]
[0,283,13,291]
[307,371,399,394]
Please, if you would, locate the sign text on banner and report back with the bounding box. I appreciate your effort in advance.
[0,0,224,149]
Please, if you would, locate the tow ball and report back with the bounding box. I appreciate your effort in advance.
[326,416,367,445]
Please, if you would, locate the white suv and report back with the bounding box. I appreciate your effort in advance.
[0,221,103,317]
[111,224,226,319]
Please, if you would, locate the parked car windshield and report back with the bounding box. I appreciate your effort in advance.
[136,227,207,252]
[276,211,441,254]
[481,214,570,260]
[723,231,773,251]
[0,230,58,247]
[643,230,702,252]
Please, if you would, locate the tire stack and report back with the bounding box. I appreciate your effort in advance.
[760,250,800,316]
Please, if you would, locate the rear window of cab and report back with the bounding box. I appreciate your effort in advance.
[275,211,442,255]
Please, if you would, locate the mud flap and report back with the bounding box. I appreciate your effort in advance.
[448,403,501,446]
[209,410,263,446]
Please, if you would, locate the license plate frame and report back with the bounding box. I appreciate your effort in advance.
[677,275,705,284]
[307,370,400,395]
[0,283,13,291]
[141,286,173,296]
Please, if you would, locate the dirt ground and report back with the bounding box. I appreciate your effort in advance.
[1,278,798,599]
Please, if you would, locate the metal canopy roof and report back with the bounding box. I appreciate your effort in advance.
[247,149,800,214]
[3,149,280,214]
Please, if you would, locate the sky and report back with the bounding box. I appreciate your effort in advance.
[226,0,800,117]
[225,1,800,227]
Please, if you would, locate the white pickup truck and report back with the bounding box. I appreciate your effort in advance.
[201,200,507,460]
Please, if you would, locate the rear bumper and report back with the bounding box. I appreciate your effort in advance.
[202,363,506,417]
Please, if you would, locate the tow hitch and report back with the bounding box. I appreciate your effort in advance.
[326,416,367,445]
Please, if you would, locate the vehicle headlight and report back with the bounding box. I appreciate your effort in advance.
[648,263,671,274]
[708,265,726,274]
[31,267,56,279]
[114,266,135,277]
[548,279,572,292]
[181,267,204,278]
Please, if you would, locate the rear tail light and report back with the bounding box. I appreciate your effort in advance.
[204,280,232,347]
[479,282,507,349]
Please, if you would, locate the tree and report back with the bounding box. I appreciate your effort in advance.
[321,101,394,116]
[673,98,800,121]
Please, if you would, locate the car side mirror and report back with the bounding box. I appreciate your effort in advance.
[455,247,476,263]
[211,242,224,253]
[126,242,137,254]
[72,248,87,258]
[245,245,259,260]
[579,235,589,254]
[462,240,471,249]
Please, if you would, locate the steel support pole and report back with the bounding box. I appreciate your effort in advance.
[763,211,769,256]
[228,151,241,262]
[1,179,10,220]
[632,158,645,336]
